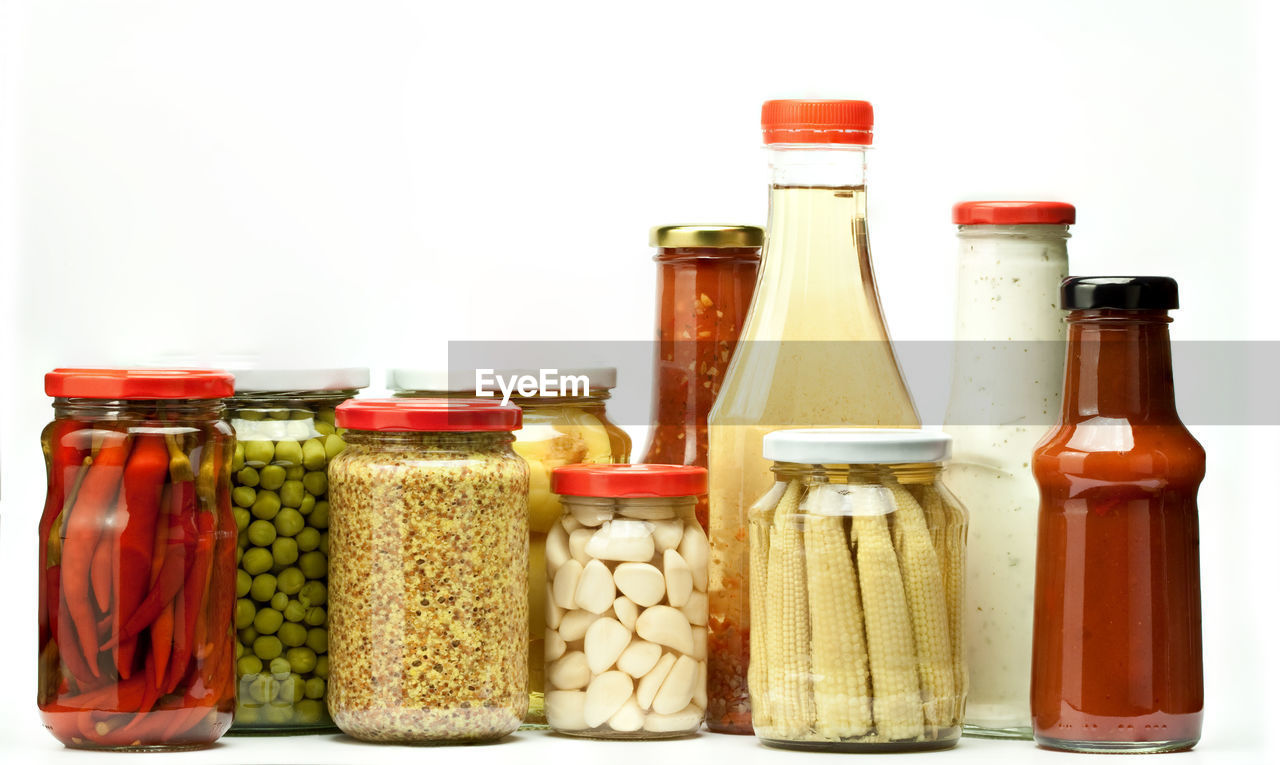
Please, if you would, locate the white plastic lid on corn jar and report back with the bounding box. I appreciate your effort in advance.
[762,428,951,465]
[232,367,370,392]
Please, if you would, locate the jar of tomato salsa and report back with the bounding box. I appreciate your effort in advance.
[38,369,238,751]
[1031,277,1204,753]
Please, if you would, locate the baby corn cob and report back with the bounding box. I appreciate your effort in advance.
[804,486,872,739]
[748,481,796,729]
[851,511,924,741]
[764,480,815,738]
[887,483,955,732]
[917,484,967,724]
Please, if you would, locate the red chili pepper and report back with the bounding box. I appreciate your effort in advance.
[109,481,196,645]
[53,672,150,713]
[90,521,115,613]
[40,420,88,647]
[151,602,175,684]
[113,434,171,678]
[166,507,215,694]
[60,431,131,674]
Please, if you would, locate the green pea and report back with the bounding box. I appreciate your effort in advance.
[284,673,306,703]
[233,507,251,532]
[298,580,327,606]
[247,519,277,546]
[260,464,287,491]
[291,408,313,421]
[298,551,327,579]
[237,654,264,675]
[239,409,266,422]
[283,599,306,622]
[236,641,245,659]
[267,409,290,421]
[263,704,293,724]
[319,532,329,556]
[247,673,276,704]
[270,591,289,611]
[314,422,336,437]
[239,626,259,644]
[274,440,303,467]
[314,655,329,678]
[323,434,347,460]
[295,527,321,552]
[249,573,277,602]
[278,621,308,647]
[280,480,305,509]
[299,493,316,515]
[232,486,256,508]
[295,698,325,724]
[236,704,261,723]
[301,439,326,471]
[232,442,246,471]
[304,606,326,627]
[244,441,275,467]
[237,466,260,488]
[235,598,256,629]
[302,470,327,496]
[272,537,299,566]
[304,677,326,700]
[308,501,329,529]
[237,531,249,551]
[236,570,252,598]
[269,656,291,677]
[274,508,305,537]
[305,628,327,654]
[255,607,283,634]
[276,567,305,596]
[317,407,336,426]
[286,465,305,481]
[286,646,317,674]
[251,490,281,520]
[253,635,283,660]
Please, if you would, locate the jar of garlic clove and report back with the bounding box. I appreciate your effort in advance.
[544,465,709,739]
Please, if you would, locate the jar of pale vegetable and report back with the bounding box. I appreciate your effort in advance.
[223,368,368,734]
[749,430,967,752]
[544,464,709,739]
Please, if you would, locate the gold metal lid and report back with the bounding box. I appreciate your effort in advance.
[649,224,764,248]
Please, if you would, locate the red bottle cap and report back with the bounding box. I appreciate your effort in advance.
[953,201,1076,225]
[551,464,708,498]
[335,398,522,432]
[45,368,235,400]
[762,99,874,145]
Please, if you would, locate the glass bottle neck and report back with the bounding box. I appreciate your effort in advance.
[1061,310,1178,423]
[768,145,868,188]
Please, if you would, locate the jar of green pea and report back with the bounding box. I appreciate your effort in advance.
[223,368,368,734]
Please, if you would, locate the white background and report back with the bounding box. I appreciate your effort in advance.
[1,0,1277,762]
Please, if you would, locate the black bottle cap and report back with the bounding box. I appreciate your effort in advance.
[1060,276,1179,311]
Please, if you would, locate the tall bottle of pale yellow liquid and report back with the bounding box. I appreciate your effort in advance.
[705,100,919,733]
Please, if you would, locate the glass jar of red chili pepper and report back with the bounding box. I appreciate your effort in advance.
[38,368,238,751]
[640,225,761,535]
[222,368,368,734]
[1031,277,1204,753]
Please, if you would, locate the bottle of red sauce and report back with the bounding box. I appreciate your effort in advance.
[1031,276,1204,753]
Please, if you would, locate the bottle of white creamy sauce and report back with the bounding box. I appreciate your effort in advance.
[943,201,1073,739]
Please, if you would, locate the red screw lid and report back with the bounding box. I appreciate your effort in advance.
[762,99,874,145]
[551,464,708,499]
[953,201,1076,225]
[335,398,522,432]
[45,368,235,400]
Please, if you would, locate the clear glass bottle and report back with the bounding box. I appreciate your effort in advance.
[222,368,368,735]
[748,429,965,752]
[388,367,629,727]
[942,202,1073,739]
[706,99,920,733]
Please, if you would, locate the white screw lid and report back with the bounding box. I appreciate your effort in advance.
[232,368,370,393]
[763,428,951,465]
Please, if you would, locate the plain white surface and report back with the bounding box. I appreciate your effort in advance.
[1,0,1277,761]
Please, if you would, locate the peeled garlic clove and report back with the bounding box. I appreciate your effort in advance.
[616,639,662,678]
[562,515,583,533]
[680,591,708,626]
[663,549,693,607]
[652,655,698,715]
[583,670,634,728]
[678,525,709,592]
[636,652,677,710]
[613,596,639,631]
[571,501,613,527]
[692,661,707,709]
[584,617,631,674]
[552,559,584,610]
[569,528,594,564]
[548,651,590,690]
[546,521,571,573]
[546,583,563,630]
[585,521,656,562]
[642,703,702,733]
[635,606,694,655]
[575,559,616,614]
[618,504,675,521]
[607,696,645,732]
[651,519,685,551]
[545,630,567,662]
[613,562,665,607]
[559,609,600,642]
[546,690,587,730]
[690,626,707,661]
